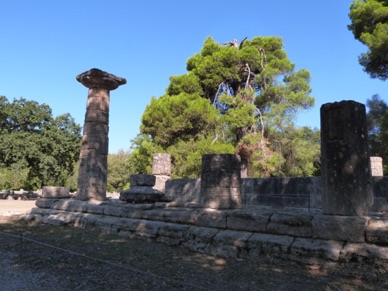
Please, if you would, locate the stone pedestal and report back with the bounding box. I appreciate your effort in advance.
[370,157,383,176]
[120,174,164,203]
[42,187,70,199]
[152,153,171,193]
[320,100,374,216]
[76,68,126,201]
[200,154,242,209]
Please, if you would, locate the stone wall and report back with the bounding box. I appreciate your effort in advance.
[165,176,388,211]
[26,199,388,277]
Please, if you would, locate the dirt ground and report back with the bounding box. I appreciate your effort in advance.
[0,198,36,216]
[0,200,388,290]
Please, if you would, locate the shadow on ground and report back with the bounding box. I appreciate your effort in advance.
[0,217,386,291]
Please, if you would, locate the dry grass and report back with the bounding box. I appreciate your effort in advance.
[0,216,386,291]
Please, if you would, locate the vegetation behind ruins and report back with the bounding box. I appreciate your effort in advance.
[130,36,321,178]
[0,96,81,190]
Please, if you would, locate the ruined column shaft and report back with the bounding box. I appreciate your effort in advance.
[75,68,126,201]
[320,100,374,216]
[77,88,110,200]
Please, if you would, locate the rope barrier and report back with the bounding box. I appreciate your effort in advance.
[0,230,211,290]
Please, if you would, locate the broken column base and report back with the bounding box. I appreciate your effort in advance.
[119,187,165,203]
[119,174,167,203]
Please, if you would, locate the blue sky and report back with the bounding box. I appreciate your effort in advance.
[1,0,387,153]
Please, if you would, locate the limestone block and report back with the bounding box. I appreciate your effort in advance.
[370,156,383,176]
[201,154,241,172]
[82,122,109,135]
[158,223,190,238]
[247,233,293,260]
[226,210,272,232]
[290,238,342,262]
[35,198,59,208]
[153,175,170,192]
[42,186,70,199]
[152,153,171,175]
[340,243,388,261]
[320,101,374,216]
[312,214,367,243]
[103,205,125,217]
[130,174,156,187]
[200,187,241,209]
[201,171,241,188]
[84,110,109,124]
[161,209,200,224]
[213,230,253,248]
[196,208,227,228]
[85,203,106,215]
[366,217,388,244]
[165,178,200,203]
[266,212,314,238]
[119,186,164,203]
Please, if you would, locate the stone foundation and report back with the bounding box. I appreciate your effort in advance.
[25,198,388,277]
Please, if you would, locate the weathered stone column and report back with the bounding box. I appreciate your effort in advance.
[76,68,126,201]
[370,157,383,176]
[320,100,374,216]
[152,153,171,192]
[200,154,242,209]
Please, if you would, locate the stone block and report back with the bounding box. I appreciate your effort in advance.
[320,100,374,216]
[340,243,388,261]
[290,238,342,262]
[84,109,109,124]
[165,178,200,203]
[162,209,200,224]
[201,171,241,188]
[130,174,156,187]
[119,186,164,203]
[158,223,190,238]
[153,175,170,192]
[312,214,367,243]
[200,187,241,209]
[213,229,253,248]
[247,233,293,259]
[42,187,70,199]
[226,210,272,232]
[366,217,388,244]
[267,212,314,237]
[152,153,171,175]
[35,198,59,208]
[201,154,241,172]
[196,209,227,228]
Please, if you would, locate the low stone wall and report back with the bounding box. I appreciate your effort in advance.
[166,176,388,211]
[25,198,388,277]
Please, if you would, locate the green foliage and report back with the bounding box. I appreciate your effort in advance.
[0,96,81,189]
[107,150,132,192]
[133,36,318,178]
[349,0,388,80]
[366,95,388,174]
[167,136,234,178]
[141,93,219,147]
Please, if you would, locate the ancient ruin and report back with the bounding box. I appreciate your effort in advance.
[200,154,242,209]
[26,99,388,278]
[320,100,374,216]
[76,68,126,201]
[371,156,384,176]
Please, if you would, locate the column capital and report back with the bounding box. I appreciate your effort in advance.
[76,68,126,90]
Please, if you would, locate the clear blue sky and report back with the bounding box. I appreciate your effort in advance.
[1,1,387,153]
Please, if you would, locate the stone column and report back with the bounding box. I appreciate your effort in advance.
[152,153,171,192]
[320,100,374,216]
[76,68,126,201]
[370,157,383,176]
[200,154,242,209]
